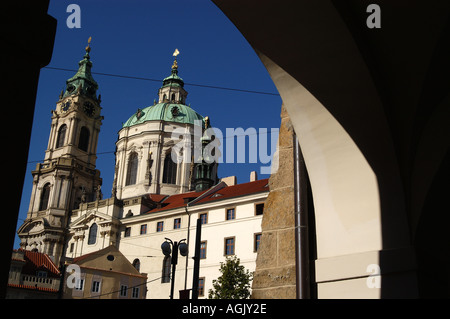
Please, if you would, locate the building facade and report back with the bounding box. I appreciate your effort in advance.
[7,249,60,299]
[18,44,268,299]
[17,43,103,267]
[63,245,148,299]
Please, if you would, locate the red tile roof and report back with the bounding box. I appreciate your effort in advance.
[143,178,269,214]
[194,178,269,205]
[145,189,207,214]
[146,193,169,203]
[16,249,60,277]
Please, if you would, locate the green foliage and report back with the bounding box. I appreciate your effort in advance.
[208,255,253,299]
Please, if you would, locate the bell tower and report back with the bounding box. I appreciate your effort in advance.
[17,39,103,265]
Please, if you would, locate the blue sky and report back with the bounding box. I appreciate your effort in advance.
[15,0,282,247]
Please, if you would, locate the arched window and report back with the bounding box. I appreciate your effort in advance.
[171,93,176,101]
[88,223,97,245]
[56,124,67,148]
[162,153,177,184]
[161,256,171,283]
[78,126,90,152]
[132,259,141,272]
[125,152,138,186]
[39,183,51,211]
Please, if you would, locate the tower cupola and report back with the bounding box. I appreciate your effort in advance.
[62,37,99,100]
[158,49,188,104]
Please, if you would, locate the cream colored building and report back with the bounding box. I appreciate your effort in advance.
[63,245,148,299]
[66,176,267,299]
[117,178,267,298]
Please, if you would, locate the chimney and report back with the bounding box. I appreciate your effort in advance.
[220,176,236,186]
[250,171,258,182]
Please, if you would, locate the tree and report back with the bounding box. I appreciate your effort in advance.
[208,255,253,299]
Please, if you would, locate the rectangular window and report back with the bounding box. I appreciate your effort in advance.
[120,285,128,297]
[199,213,208,225]
[132,287,140,299]
[255,203,264,215]
[69,242,74,253]
[198,277,205,297]
[226,208,235,220]
[157,221,164,232]
[174,218,181,229]
[75,278,84,291]
[254,233,262,252]
[140,224,147,235]
[200,241,207,259]
[224,237,235,256]
[124,227,131,237]
[92,280,101,293]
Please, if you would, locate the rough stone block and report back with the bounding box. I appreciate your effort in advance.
[261,187,295,231]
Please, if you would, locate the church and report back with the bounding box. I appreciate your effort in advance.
[16,43,269,299]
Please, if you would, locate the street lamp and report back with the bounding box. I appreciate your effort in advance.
[161,237,188,299]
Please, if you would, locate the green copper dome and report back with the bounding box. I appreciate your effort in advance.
[122,103,205,128]
[122,53,206,128]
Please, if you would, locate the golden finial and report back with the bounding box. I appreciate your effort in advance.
[85,36,92,52]
[204,116,209,129]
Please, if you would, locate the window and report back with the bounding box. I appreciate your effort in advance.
[124,227,131,237]
[75,278,84,291]
[174,218,181,229]
[254,233,262,252]
[132,259,140,272]
[132,287,140,299]
[56,124,67,148]
[140,224,147,235]
[125,152,138,186]
[224,237,235,256]
[199,213,208,225]
[69,242,74,253]
[78,126,90,152]
[255,203,264,215]
[161,256,171,283]
[226,208,235,220]
[162,153,177,184]
[120,285,128,297]
[88,223,97,245]
[92,280,101,293]
[200,241,207,259]
[37,271,47,278]
[39,183,51,211]
[157,221,164,232]
[198,277,205,297]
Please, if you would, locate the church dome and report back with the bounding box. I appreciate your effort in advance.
[122,102,205,128]
[122,51,206,128]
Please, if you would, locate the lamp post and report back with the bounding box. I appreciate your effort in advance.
[161,238,188,299]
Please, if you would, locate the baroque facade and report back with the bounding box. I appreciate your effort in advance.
[17,42,102,267]
[17,44,268,299]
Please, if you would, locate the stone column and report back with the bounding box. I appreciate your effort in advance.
[252,105,297,299]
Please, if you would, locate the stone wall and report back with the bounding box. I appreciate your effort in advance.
[252,105,297,299]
